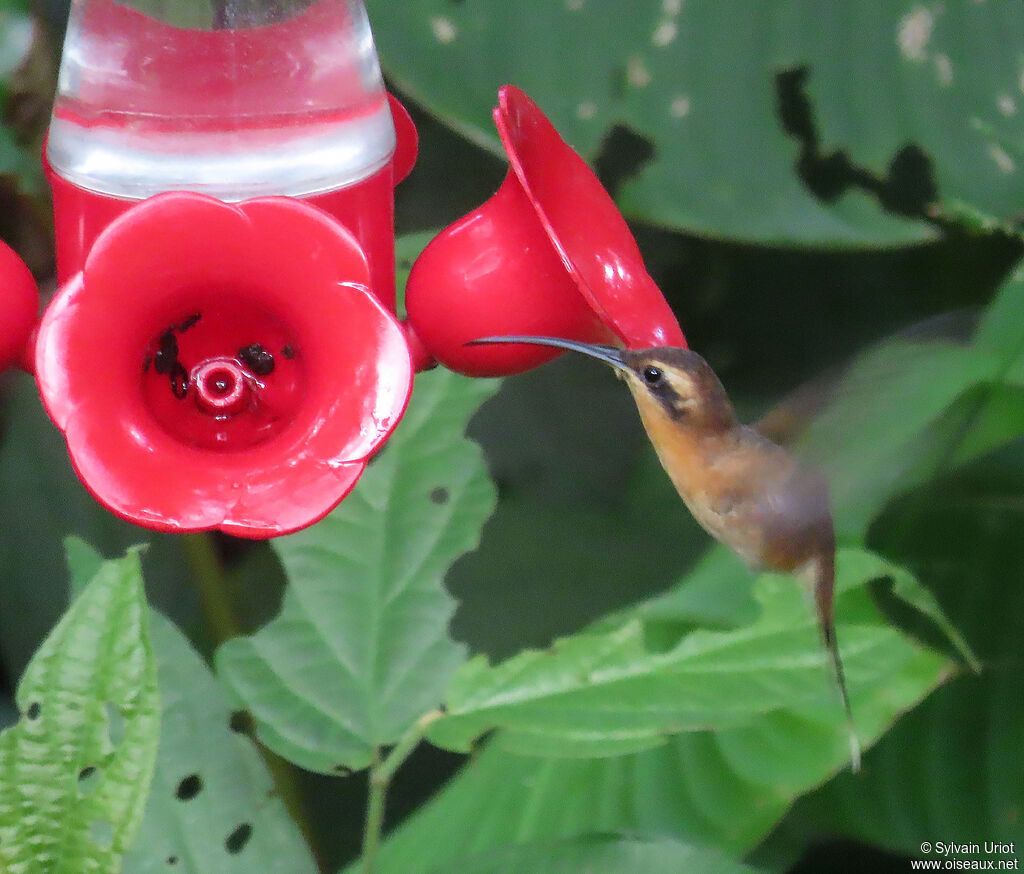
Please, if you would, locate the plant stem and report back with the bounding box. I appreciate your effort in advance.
[361,749,386,874]
[360,710,443,874]
[180,532,239,645]
[180,533,317,856]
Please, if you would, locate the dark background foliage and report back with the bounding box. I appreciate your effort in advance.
[1,2,1022,872]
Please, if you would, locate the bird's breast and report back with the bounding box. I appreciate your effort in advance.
[641,419,772,566]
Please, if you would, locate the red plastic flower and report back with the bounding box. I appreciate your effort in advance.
[35,193,412,537]
[0,239,39,372]
[406,85,685,376]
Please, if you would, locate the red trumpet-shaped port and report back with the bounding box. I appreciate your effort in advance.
[405,85,685,377]
[0,239,39,372]
[35,192,413,538]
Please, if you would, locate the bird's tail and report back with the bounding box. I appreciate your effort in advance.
[814,550,861,773]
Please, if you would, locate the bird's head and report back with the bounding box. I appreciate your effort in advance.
[467,336,737,433]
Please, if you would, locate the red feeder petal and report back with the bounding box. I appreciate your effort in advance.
[496,85,685,350]
[36,192,412,537]
[0,239,39,372]
[405,85,684,377]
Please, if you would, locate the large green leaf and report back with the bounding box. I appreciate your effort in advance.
[800,272,1024,538]
[123,612,317,874]
[974,269,1024,362]
[0,549,159,872]
[449,834,760,874]
[427,547,951,758]
[942,273,1024,465]
[773,449,1024,859]
[216,369,499,773]
[730,267,1024,864]
[973,269,1024,391]
[367,0,1024,246]
[800,340,999,537]
[369,552,953,873]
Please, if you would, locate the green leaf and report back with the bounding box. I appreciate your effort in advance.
[633,545,759,632]
[370,547,955,873]
[0,548,159,872]
[778,465,1024,857]
[795,272,1024,541]
[368,0,1024,246]
[448,834,759,874]
[886,561,979,673]
[368,738,794,874]
[122,612,317,874]
[427,548,950,759]
[115,0,217,28]
[395,230,440,318]
[0,7,33,81]
[800,340,1000,537]
[448,358,712,660]
[65,536,106,600]
[216,369,499,773]
[974,270,1024,383]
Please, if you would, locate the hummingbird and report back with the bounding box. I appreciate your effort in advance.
[469,335,861,771]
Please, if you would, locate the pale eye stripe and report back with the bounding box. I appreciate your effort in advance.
[664,372,697,398]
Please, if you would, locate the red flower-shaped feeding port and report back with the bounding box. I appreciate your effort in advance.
[405,85,685,376]
[0,239,39,373]
[35,193,412,537]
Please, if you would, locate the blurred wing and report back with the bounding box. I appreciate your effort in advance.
[756,308,979,447]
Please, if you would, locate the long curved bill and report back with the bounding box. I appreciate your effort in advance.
[467,335,629,372]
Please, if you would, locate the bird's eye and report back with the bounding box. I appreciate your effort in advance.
[642,365,664,385]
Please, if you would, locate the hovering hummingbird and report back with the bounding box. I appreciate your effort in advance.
[469,335,861,771]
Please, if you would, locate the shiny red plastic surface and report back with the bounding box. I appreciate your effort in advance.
[405,85,684,377]
[388,93,419,185]
[307,164,398,312]
[46,88,417,304]
[0,239,39,372]
[35,192,413,538]
[497,86,685,349]
[48,147,407,308]
[405,166,613,377]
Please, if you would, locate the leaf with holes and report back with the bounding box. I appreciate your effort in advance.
[122,612,317,874]
[426,548,952,759]
[0,547,159,872]
[367,0,1024,246]
[216,369,499,773]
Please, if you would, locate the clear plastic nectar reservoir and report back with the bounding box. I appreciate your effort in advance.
[47,0,396,201]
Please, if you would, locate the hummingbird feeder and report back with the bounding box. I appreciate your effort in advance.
[0,239,38,373]
[404,85,685,377]
[0,0,684,538]
[29,0,417,537]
